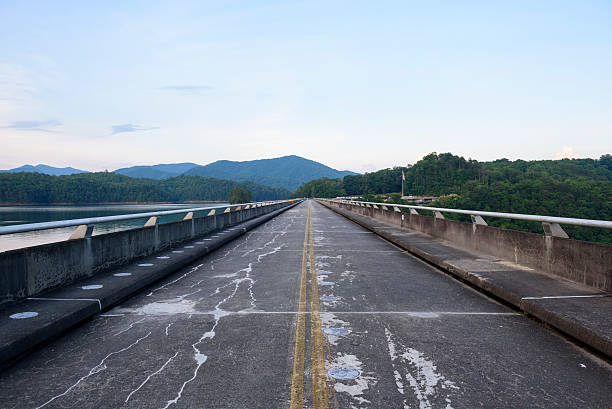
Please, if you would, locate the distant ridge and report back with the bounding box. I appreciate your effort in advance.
[114,163,198,180]
[3,155,357,190]
[0,164,88,176]
[185,155,357,191]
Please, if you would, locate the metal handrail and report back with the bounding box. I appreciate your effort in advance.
[0,200,288,236]
[329,199,612,230]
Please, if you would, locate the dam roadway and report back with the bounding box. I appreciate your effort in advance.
[1,200,610,408]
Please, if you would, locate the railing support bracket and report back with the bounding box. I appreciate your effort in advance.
[471,215,488,226]
[542,222,569,238]
[144,217,158,227]
[68,224,94,240]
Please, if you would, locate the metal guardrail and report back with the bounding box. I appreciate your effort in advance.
[328,199,612,238]
[0,200,290,237]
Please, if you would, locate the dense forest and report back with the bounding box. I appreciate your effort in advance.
[293,153,612,244]
[228,187,252,204]
[293,178,345,199]
[0,172,290,203]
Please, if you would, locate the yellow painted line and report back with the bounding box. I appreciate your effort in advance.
[309,209,329,409]
[289,204,310,409]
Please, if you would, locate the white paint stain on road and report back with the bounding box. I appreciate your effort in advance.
[317,255,343,260]
[137,299,197,315]
[384,328,458,409]
[330,353,375,407]
[321,312,351,346]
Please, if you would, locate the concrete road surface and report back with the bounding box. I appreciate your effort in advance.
[1,200,610,408]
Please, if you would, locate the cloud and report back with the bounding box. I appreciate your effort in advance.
[111,124,158,135]
[4,119,61,132]
[555,146,579,159]
[158,85,212,95]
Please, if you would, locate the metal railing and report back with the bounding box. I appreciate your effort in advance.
[0,200,290,238]
[328,199,612,238]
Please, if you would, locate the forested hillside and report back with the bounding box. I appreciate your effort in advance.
[293,178,345,199]
[0,172,290,203]
[293,153,612,244]
[114,163,198,179]
[185,155,356,191]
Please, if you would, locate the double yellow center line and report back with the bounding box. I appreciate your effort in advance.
[290,202,329,409]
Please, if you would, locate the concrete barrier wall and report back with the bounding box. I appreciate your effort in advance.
[320,200,612,291]
[0,202,294,304]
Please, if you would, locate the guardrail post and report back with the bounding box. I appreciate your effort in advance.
[183,212,195,237]
[67,224,95,280]
[68,224,94,240]
[542,222,569,238]
[143,217,160,249]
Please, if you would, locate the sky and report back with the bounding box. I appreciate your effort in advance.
[1,0,611,173]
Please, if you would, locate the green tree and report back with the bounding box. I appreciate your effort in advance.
[292,178,345,198]
[228,187,252,204]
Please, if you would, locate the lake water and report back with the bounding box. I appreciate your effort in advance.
[0,203,228,252]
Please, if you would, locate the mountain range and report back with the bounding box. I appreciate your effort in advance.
[183,156,355,191]
[0,164,88,176]
[2,155,357,191]
[113,163,198,180]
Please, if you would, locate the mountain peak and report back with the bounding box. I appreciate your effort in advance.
[185,155,357,191]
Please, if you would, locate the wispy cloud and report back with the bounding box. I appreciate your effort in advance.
[158,85,212,95]
[4,120,61,132]
[555,146,579,159]
[111,124,158,135]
